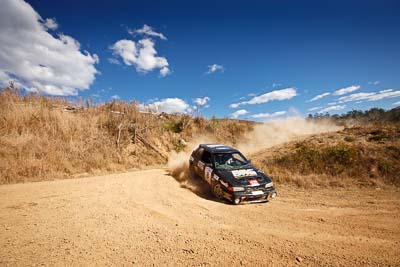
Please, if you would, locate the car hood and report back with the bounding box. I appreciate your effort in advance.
[214,167,272,187]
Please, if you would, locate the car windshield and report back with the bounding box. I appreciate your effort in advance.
[213,152,250,170]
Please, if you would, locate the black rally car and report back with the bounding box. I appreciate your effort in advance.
[189,144,277,204]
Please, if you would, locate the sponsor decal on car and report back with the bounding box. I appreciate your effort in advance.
[197,161,205,170]
[220,180,228,187]
[231,169,257,178]
[248,179,260,186]
[251,190,264,196]
[205,167,213,183]
[213,174,220,181]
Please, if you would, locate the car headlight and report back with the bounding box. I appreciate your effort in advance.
[265,182,273,188]
[232,186,245,192]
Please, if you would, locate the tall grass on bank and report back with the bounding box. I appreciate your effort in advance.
[1,87,133,183]
[253,125,400,188]
[0,85,254,184]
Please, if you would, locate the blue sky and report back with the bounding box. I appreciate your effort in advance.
[1,0,400,120]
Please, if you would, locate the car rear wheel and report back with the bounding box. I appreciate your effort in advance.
[211,181,224,200]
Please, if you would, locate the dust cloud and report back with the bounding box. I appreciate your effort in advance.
[167,136,217,196]
[236,117,342,154]
[168,117,342,190]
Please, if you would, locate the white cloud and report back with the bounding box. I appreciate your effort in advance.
[368,80,380,85]
[159,66,171,77]
[308,92,330,102]
[0,0,99,96]
[231,109,248,118]
[147,98,189,114]
[333,85,361,96]
[111,38,170,76]
[138,39,164,70]
[230,88,297,108]
[206,64,224,74]
[250,111,287,119]
[393,101,400,106]
[43,18,58,30]
[111,40,137,65]
[111,95,120,100]
[129,24,167,40]
[368,90,400,101]
[108,58,120,65]
[0,71,23,89]
[193,96,210,106]
[272,83,282,88]
[339,90,400,102]
[319,105,346,113]
[308,106,322,112]
[338,92,375,102]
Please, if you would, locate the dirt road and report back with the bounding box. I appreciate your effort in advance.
[1,169,399,266]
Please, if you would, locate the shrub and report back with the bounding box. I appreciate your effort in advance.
[344,136,356,142]
[272,142,365,177]
[165,121,184,133]
[368,129,388,142]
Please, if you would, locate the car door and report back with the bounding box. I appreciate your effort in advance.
[200,151,213,184]
[193,148,205,177]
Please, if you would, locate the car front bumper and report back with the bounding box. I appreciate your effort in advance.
[223,187,277,204]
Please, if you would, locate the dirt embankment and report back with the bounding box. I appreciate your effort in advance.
[251,124,400,188]
[1,169,399,266]
[0,87,255,184]
[1,86,345,184]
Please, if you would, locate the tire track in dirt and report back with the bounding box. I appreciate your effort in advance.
[1,169,399,266]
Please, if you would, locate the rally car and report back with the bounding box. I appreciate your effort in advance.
[189,144,277,204]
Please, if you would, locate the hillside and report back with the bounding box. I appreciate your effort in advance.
[0,86,254,183]
[252,123,400,188]
[1,85,399,188]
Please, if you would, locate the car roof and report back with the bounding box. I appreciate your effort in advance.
[198,144,239,153]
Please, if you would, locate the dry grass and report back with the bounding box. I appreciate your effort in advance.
[0,86,254,184]
[252,124,400,188]
[2,85,398,189]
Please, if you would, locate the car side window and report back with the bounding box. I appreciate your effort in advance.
[201,151,212,164]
